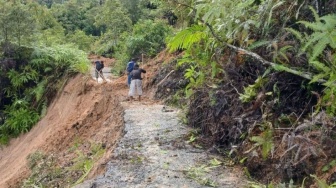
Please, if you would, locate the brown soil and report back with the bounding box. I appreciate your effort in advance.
[0,76,119,187]
[0,50,170,188]
[0,53,161,188]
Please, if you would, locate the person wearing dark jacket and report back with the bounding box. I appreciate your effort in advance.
[94,60,106,82]
[128,64,146,101]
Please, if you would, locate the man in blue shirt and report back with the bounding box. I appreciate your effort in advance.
[126,58,137,87]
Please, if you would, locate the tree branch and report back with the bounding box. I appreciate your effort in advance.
[172,0,326,84]
[204,23,326,84]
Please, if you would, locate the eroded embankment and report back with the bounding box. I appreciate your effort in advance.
[0,75,124,187]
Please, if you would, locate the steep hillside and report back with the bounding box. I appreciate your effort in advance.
[0,74,124,187]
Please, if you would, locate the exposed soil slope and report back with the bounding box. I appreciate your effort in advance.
[0,74,124,187]
[0,54,170,187]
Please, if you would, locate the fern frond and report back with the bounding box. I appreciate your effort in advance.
[297,20,325,31]
[302,31,325,51]
[329,33,336,49]
[285,28,304,43]
[309,37,329,61]
[247,40,271,50]
[309,6,320,22]
[265,1,285,29]
[277,45,293,63]
[32,80,47,102]
[309,60,331,73]
[320,14,336,30]
[167,25,207,53]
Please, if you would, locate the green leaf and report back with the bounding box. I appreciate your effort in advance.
[309,60,331,73]
[309,73,329,84]
[247,40,272,50]
[286,28,304,43]
[310,174,329,188]
[167,25,207,53]
[310,37,329,60]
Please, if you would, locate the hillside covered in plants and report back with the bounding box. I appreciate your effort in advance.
[0,0,336,187]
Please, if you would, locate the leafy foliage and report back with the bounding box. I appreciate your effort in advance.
[0,1,36,45]
[250,129,274,160]
[66,30,95,52]
[239,76,268,103]
[125,19,172,57]
[23,143,105,187]
[287,7,336,115]
[95,0,132,35]
[164,0,336,186]
[0,43,89,144]
[113,19,172,74]
[167,24,222,97]
[31,44,90,74]
[1,99,39,136]
[167,25,207,52]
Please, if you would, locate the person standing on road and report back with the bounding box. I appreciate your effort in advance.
[95,60,106,82]
[128,64,146,101]
[126,58,137,87]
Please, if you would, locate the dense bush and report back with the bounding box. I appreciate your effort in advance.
[112,19,173,74]
[0,43,90,144]
[125,19,172,58]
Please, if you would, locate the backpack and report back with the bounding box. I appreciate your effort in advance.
[127,61,135,72]
[95,61,102,70]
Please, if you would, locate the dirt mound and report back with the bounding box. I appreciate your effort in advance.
[0,75,124,187]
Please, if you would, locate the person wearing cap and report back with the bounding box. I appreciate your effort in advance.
[126,58,137,87]
[128,64,146,101]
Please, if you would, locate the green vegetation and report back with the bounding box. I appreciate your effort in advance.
[1,0,336,187]
[0,0,173,143]
[0,44,90,144]
[23,142,105,187]
[186,158,224,187]
[162,0,336,186]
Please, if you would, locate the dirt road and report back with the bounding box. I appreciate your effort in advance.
[75,101,247,187]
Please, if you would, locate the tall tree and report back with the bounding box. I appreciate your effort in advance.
[50,1,84,34]
[94,0,132,40]
[0,1,36,47]
[120,0,142,24]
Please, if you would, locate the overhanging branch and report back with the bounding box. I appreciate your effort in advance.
[204,23,325,84]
